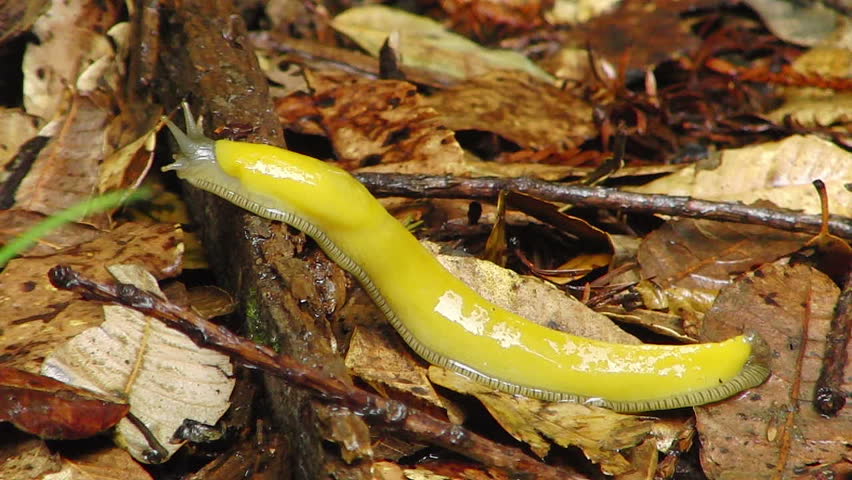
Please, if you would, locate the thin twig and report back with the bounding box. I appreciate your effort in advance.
[48,265,581,480]
[355,173,852,240]
[814,269,851,416]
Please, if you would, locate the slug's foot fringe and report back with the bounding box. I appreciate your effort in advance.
[438,333,771,413]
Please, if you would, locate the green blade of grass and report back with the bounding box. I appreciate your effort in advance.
[0,188,152,268]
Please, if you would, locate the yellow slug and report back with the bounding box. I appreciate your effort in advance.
[162,104,770,412]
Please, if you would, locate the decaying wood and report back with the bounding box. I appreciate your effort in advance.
[151,1,358,477]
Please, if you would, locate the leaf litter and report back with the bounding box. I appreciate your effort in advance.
[41,265,235,463]
[3,0,852,478]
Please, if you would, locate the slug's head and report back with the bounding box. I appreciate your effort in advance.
[161,102,217,180]
[161,102,383,232]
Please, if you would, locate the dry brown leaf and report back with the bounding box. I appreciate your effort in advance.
[771,91,852,129]
[126,189,207,270]
[545,0,619,25]
[0,209,100,257]
[616,436,658,480]
[0,108,41,172]
[56,443,151,480]
[22,0,120,119]
[539,46,596,83]
[273,90,325,136]
[438,0,550,36]
[625,284,720,339]
[696,262,850,480]
[356,156,476,177]
[545,252,611,282]
[745,0,841,47]
[16,2,137,228]
[429,367,653,475]
[426,241,641,344]
[638,218,809,291]
[254,33,458,90]
[0,0,50,45]
[77,23,126,96]
[0,366,128,440]
[14,93,116,227]
[768,38,852,127]
[508,191,611,250]
[598,306,697,343]
[801,179,852,285]
[344,327,463,423]
[371,461,406,479]
[41,265,235,463]
[305,70,466,169]
[403,463,494,480]
[330,5,554,84]
[424,70,595,150]
[654,417,697,479]
[650,415,695,453]
[0,222,183,372]
[505,190,613,283]
[466,160,587,180]
[610,233,641,269]
[257,53,310,98]
[98,115,160,194]
[0,433,150,480]
[179,285,237,319]
[569,0,705,71]
[0,433,61,479]
[315,406,374,463]
[356,151,589,179]
[627,135,852,217]
[657,286,718,317]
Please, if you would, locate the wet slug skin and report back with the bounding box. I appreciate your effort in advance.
[163,104,770,412]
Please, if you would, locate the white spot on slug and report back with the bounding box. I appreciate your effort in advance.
[245,160,318,184]
[489,322,522,348]
[434,290,489,335]
[656,365,687,377]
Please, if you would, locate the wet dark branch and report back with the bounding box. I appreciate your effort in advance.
[355,173,852,240]
[814,269,852,416]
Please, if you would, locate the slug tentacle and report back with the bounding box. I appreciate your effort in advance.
[161,102,217,175]
[163,104,771,412]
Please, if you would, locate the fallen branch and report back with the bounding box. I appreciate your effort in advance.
[48,265,581,480]
[814,269,852,416]
[355,173,852,240]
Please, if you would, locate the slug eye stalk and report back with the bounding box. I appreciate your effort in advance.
[162,103,771,412]
[161,102,216,175]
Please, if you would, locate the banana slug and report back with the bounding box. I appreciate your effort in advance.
[162,104,770,412]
